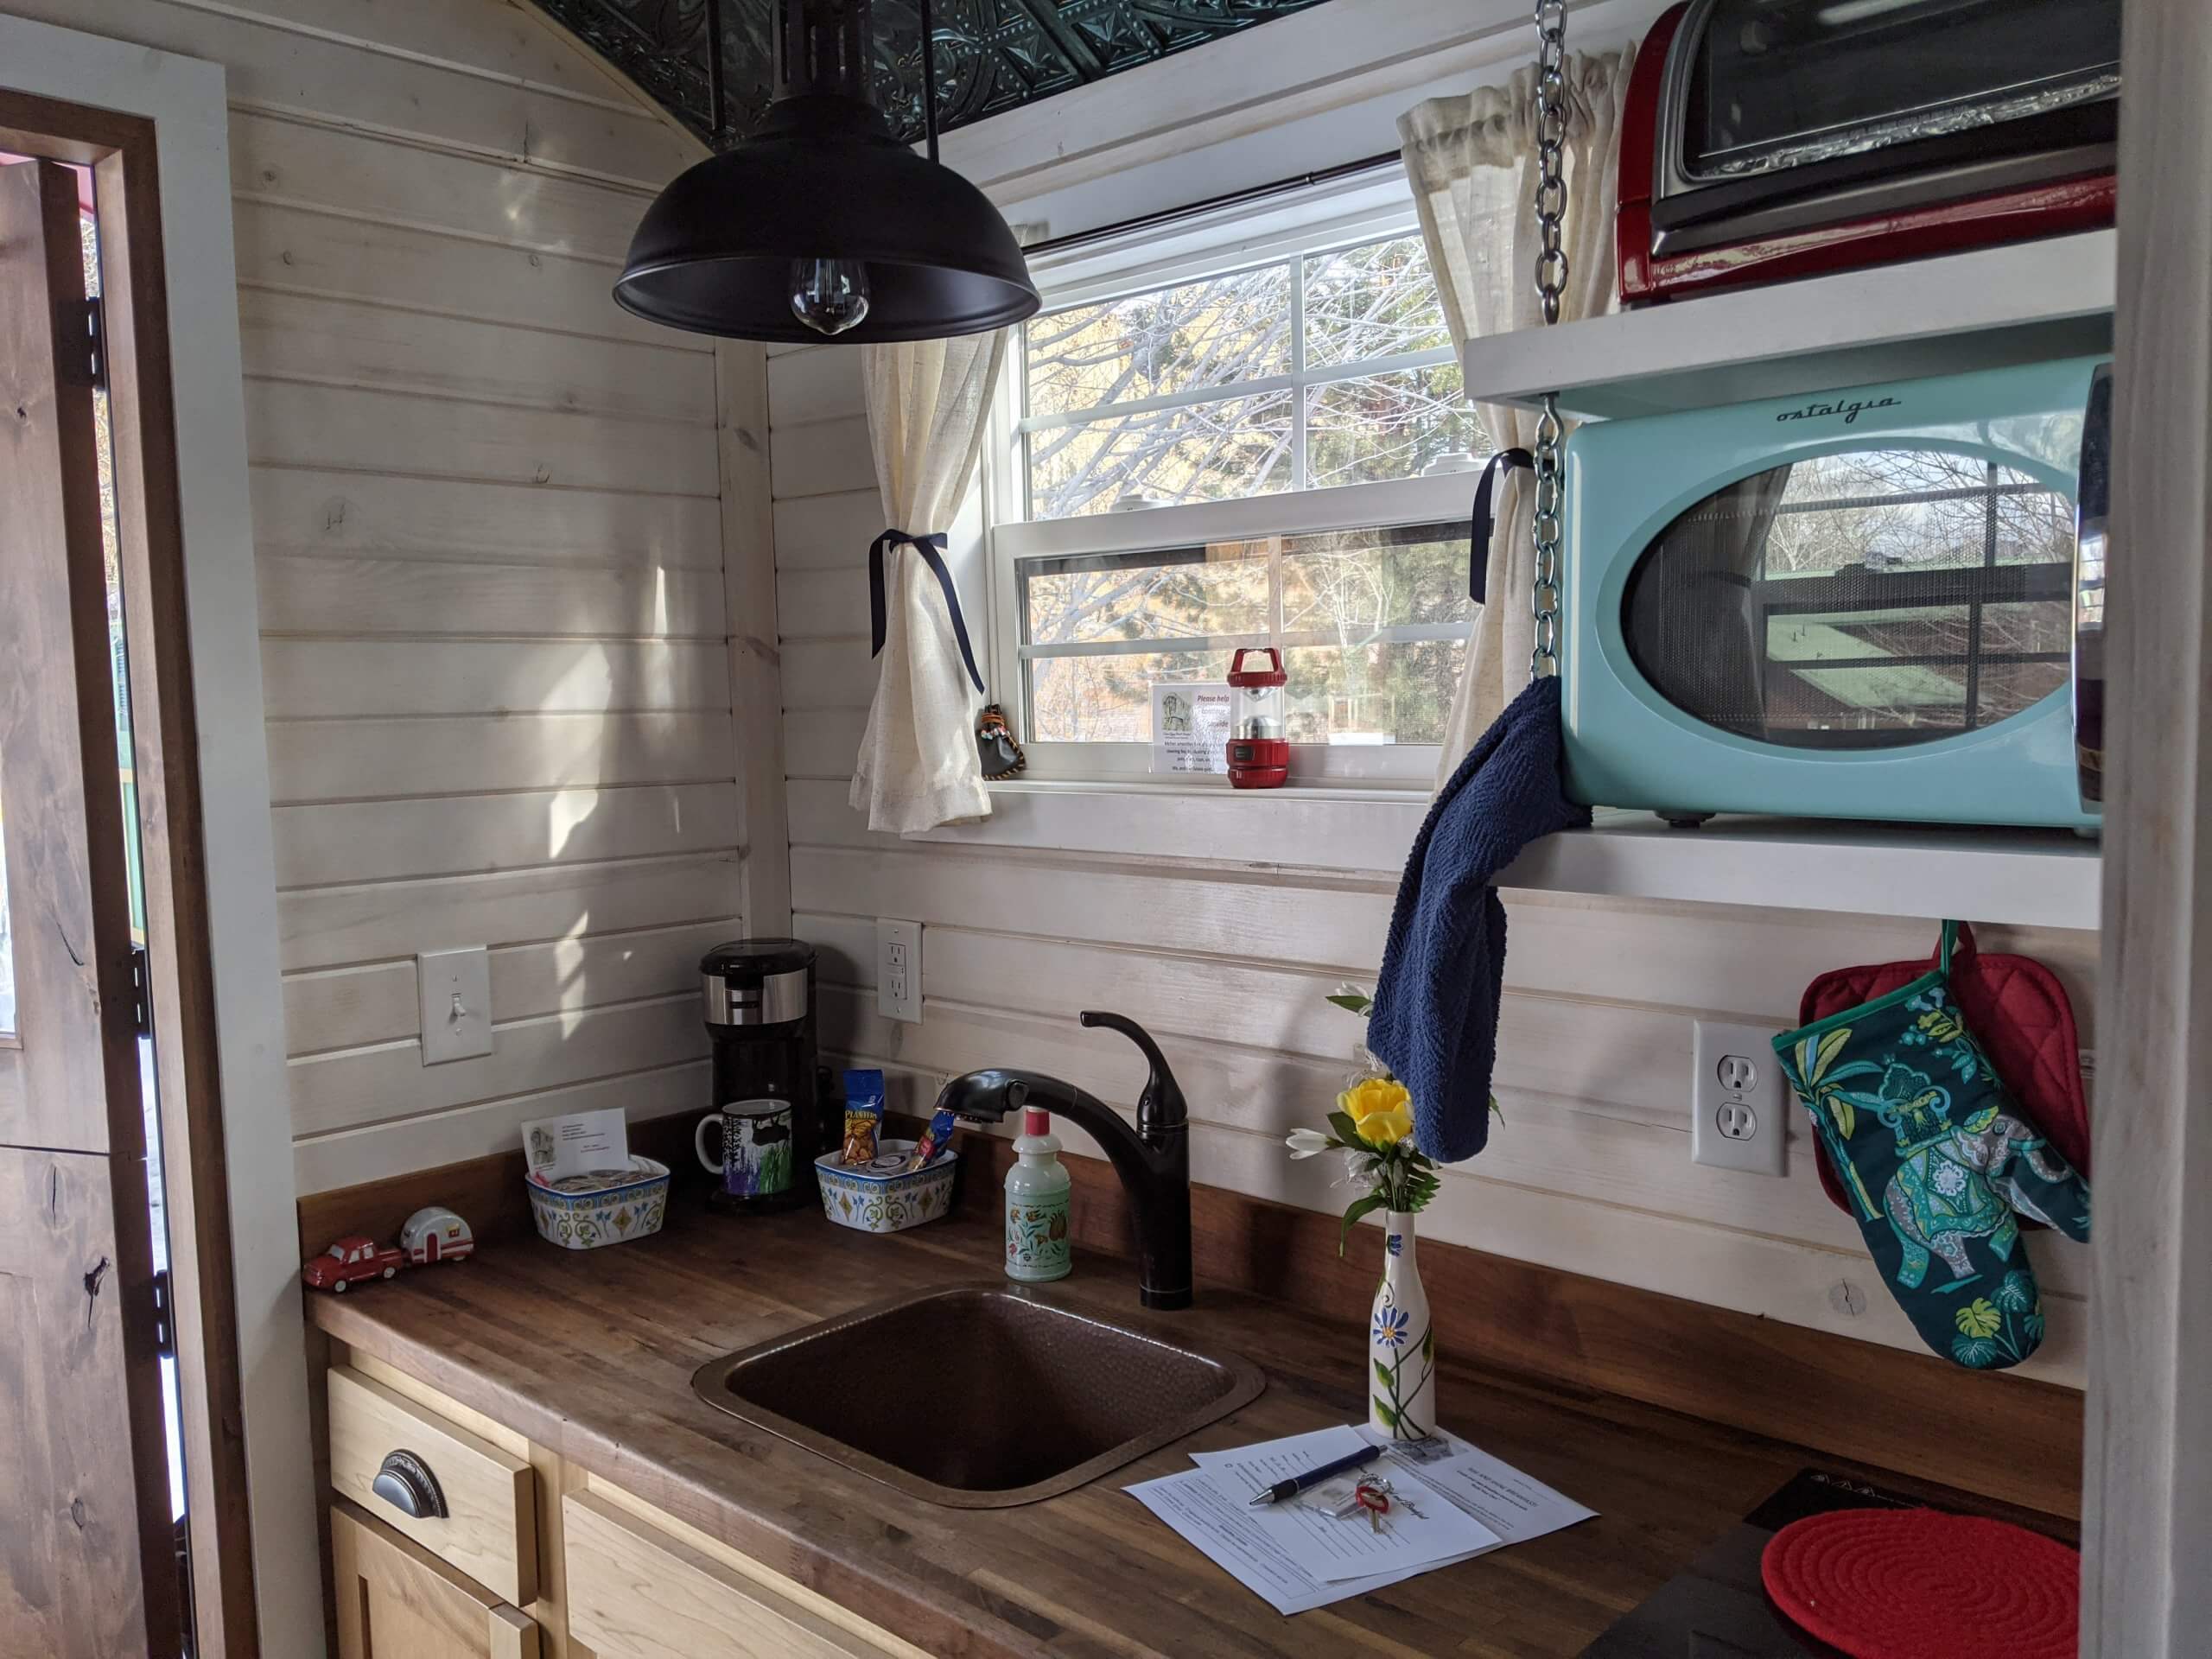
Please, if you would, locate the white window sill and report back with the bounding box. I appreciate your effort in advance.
[902,779,2103,928]
[914,776,1430,874]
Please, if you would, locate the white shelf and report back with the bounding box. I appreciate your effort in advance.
[1497,810,2101,931]
[950,783,2099,929]
[1462,231,2116,420]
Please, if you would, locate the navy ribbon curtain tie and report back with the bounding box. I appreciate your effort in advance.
[1467,447,1534,605]
[868,528,985,695]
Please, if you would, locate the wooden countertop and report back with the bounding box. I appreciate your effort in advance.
[309,1201,2053,1659]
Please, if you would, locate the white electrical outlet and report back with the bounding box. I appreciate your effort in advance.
[876,918,922,1023]
[1692,1019,1788,1176]
[417,946,493,1065]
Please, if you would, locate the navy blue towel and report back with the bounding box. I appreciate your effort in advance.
[1366,676,1591,1161]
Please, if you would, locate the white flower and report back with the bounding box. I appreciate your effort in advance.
[1933,1159,1968,1198]
[1285,1128,1332,1160]
[1333,981,1373,1003]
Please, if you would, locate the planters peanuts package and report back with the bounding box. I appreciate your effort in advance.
[841,1068,886,1166]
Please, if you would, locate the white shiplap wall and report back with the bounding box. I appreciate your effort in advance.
[767,341,2100,1387]
[0,0,751,1193]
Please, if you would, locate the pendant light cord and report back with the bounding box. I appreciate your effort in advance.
[919,0,940,162]
[703,0,732,149]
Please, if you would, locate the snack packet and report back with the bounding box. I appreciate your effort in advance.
[841,1068,885,1166]
[906,1103,957,1172]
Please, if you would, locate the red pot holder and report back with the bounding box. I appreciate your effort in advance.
[1761,1509,2079,1659]
[1800,923,2089,1228]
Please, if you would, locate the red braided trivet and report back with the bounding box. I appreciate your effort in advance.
[1760,1509,2078,1659]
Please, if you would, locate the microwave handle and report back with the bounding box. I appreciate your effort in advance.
[2072,364,2112,812]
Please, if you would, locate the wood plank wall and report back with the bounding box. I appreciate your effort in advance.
[0,0,747,1194]
[766,340,2101,1387]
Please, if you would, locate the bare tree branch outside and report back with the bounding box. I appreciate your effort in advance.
[1015,234,1483,747]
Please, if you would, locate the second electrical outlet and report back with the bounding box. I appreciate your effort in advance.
[877,918,922,1023]
[1691,1019,1789,1176]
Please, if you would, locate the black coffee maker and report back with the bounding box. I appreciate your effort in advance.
[697,938,820,1213]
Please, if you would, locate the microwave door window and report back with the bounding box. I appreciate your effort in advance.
[1619,451,2075,750]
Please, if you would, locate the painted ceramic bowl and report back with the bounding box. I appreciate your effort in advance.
[527,1156,670,1251]
[815,1140,957,1235]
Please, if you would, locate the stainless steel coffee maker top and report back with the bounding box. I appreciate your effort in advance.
[701,967,810,1027]
[700,937,816,1027]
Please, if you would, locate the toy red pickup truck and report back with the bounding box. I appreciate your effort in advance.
[300,1236,404,1294]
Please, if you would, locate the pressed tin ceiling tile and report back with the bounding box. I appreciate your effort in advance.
[528,0,1338,149]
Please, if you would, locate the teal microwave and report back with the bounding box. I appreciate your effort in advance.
[1560,356,2107,830]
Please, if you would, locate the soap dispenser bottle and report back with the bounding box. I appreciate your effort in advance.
[1005,1106,1071,1282]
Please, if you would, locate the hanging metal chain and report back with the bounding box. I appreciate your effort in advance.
[1529,0,1569,680]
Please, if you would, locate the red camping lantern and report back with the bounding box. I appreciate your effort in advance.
[1227,647,1289,790]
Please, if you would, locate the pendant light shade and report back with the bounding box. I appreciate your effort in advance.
[615,0,1039,344]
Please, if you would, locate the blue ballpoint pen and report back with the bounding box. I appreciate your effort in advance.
[1246,1443,1384,1506]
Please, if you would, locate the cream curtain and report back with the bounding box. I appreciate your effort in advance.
[849,331,1008,836]
[1399,48,1636,785]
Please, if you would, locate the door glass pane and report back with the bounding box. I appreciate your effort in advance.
[0,774,14,1039]
[1621,453,2075,748]
[80,175,186,1530]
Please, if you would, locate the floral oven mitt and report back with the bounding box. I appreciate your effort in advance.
[1775,922,2091,1370]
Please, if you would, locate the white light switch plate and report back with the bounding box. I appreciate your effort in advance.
[876,918,921,1023]
[418,946,493,1065]
[1692,1019,1789,1176]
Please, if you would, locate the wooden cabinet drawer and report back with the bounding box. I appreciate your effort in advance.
[332,1501,538,1659]
[563,1491,908,1659]
[328,1364,537,1605]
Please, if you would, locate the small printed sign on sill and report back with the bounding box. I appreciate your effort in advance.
[1151,683,1231,775]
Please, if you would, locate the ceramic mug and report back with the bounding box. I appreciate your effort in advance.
[696,1097,797,1198]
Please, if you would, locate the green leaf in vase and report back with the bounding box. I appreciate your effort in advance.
[1338,1192,1386,1255]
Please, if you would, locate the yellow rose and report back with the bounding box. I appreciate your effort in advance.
[1360,1106,1414,1147]
[1338,1077,1414,1148]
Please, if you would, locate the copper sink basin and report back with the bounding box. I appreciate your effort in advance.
[690,1284,1265,1508]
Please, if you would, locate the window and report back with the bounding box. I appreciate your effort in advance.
[985,187,1484,785]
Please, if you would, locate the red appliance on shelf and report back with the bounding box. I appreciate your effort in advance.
[1618,0,2119,306]
[1226,647,1288,790]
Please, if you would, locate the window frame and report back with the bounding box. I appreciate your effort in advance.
[979,175,1478,788]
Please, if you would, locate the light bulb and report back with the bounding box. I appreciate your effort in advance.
[789,257,871,335]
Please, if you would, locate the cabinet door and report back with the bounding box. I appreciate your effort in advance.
[331,1502,538,1659]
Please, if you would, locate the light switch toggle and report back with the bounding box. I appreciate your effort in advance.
[419,947,493,1065]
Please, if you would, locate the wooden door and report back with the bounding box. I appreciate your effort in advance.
[330,1503,538,1659]
[0,156,178,1657]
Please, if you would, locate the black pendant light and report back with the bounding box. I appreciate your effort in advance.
[615,0,1039,343]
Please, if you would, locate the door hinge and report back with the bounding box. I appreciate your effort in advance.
[129,944,153,1038]
[62,296,106,390]
[151,1268,175,1358]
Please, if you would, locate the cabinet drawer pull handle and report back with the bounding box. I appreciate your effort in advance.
[372,1450,447,1519]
